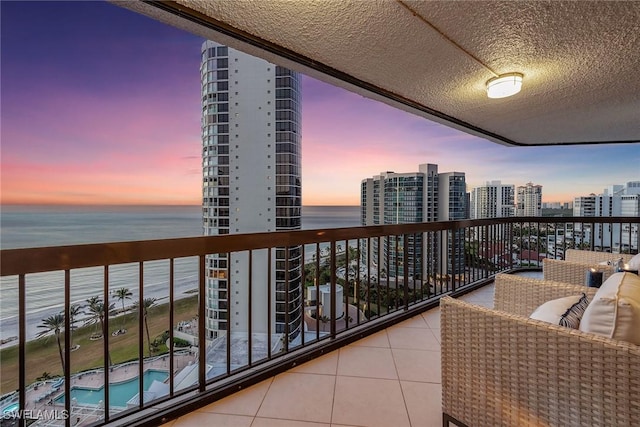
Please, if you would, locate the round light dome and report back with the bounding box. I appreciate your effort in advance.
[486,73,523,99]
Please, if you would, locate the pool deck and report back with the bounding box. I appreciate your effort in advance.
[16,351,196,426]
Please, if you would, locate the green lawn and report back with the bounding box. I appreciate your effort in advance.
[0,295,198,394]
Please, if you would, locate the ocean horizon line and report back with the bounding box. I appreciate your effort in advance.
[0,204,362,342]
[1,203,360,210]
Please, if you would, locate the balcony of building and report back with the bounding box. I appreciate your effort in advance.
[1,217,638,426]
[162,279,497,427]
[2,2,639,426]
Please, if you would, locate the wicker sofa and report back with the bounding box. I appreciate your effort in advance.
[441,273,640,427]
[543,249,634,286]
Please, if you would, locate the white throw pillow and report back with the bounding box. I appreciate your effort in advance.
[579,272,640,344]
[530,294,589,329]
[628,253,640,270]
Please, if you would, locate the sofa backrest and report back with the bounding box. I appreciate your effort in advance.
[494,274,597,317]
[565,249,633,264]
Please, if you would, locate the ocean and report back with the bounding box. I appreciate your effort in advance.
[0,205,360,344]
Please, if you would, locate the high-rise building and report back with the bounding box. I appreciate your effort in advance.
[360,164,466,278]
[516,182,543,216]
[470,180,515,219]
[574,194,597,216]
[574,182,640,252]
[438,170,467,275]
[200,41,302,340]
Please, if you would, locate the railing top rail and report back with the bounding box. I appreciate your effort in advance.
[1,216,637,276]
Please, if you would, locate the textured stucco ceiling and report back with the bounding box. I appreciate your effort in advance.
[118,0,640,146]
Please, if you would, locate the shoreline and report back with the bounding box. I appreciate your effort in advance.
[0,294,200,394]
[0,287,199,350]
[0,243,351,347]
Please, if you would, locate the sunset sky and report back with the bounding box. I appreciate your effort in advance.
[1,1,638,206]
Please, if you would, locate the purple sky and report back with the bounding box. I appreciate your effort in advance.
[1,1,638,206]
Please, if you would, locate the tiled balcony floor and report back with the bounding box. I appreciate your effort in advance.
[166,284,495,427]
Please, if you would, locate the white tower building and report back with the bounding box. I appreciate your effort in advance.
[470,181,515,219]
[516,182,543,216]
[200,41,302,340]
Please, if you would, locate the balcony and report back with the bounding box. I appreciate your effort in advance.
[2,2,638,426]
[1,217,637,426]
[163,280,497,427]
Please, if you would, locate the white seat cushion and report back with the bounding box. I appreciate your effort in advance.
[579,272,640,344]
[628,253,640,270]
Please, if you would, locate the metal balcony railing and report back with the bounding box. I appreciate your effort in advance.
[0,216,637,426]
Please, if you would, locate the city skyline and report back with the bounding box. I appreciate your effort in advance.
[1,1,639,207]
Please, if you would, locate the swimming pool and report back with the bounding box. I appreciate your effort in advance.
[2,403,19,413]
[55,369,168,408]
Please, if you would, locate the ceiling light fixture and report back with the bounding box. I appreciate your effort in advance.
[486,73,523,99]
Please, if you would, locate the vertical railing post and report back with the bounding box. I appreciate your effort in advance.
[248,250,253,365]
[198,255,206,392]
[509,221,514,270]
[344,241,350,330]
[377,236,382,314]
[18,274,25,427]
[412,233,420,299]
[284,247,290,353]
[138,262,144,408]
[64,270,71,427]
[384,236,390,312]
[314,244,320,341]
[169,259,175,396]
[356,239,361,325]
[609,218,614,252]
[330,241,337,337]
[403,235,409,310]
[267,249,272,359]
[617,219,622,253]
[226,254,232,374]
[394,235,399,311]
[423,231,429,298]
[103,266,110,420]
[484,224,489,279]
[536,221,541,266]
[451,224,457,293]
[299,246,304,347]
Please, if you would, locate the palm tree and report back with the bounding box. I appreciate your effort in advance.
[113,287,132,332]
[36,372,54,381]
[84,297,115,365]
[133,298,157,355]
[84,298,115,338]
[68,304,82,347]
[85,296,101,335]
[37,313,65,374]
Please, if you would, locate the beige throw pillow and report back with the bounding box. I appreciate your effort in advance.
[530,294,589,329]
[579,272,640,344]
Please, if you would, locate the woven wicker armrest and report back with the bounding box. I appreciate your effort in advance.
[441,296,640,427]
[543,258,614,286]
[494,273,597,316]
